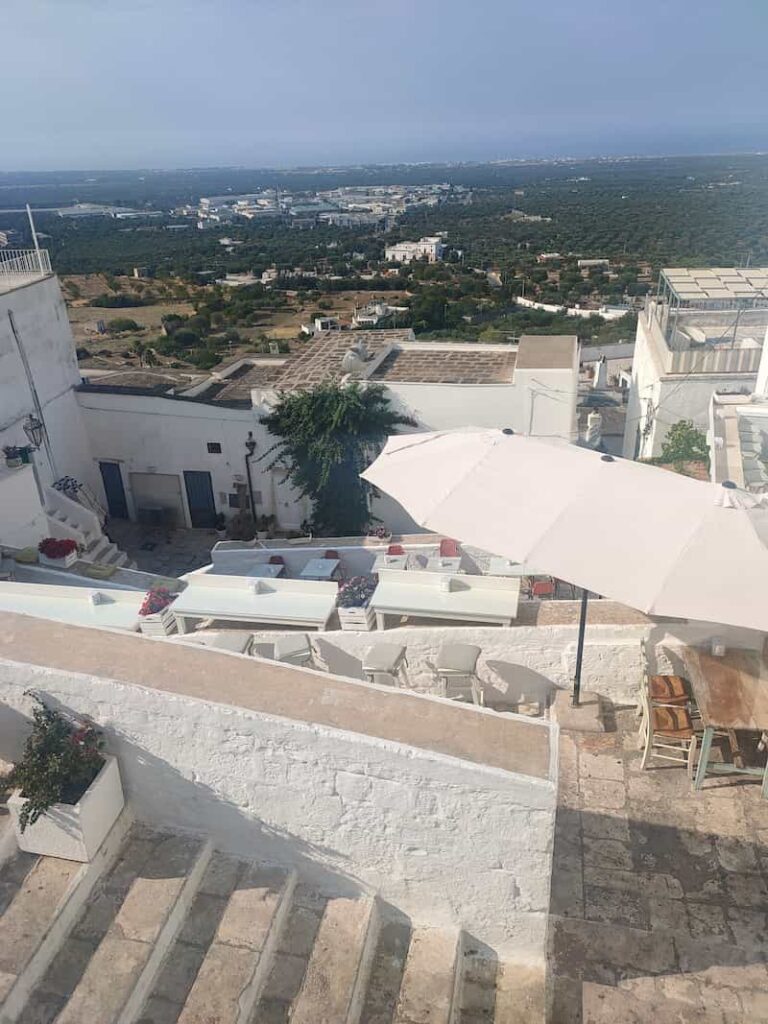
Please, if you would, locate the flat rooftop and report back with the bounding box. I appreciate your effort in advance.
[661,267,768,306]
[515,334,578,370]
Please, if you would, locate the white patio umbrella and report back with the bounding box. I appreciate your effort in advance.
[362,428,768,701]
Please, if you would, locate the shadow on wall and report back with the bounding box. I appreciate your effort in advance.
[313,637,365,680]
[0,703,32,765]
[27,690,368,901]
[485,660,557,710]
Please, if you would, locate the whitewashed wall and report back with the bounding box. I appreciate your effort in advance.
[0,659,555,959]
[0,276,99,494]
[0,463,47,547]
[249,619,766,707]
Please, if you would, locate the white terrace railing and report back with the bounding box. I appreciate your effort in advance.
[0,248,52,292]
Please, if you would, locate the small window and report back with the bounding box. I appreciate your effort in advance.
[228,492,250,510]
[206,442,222,454]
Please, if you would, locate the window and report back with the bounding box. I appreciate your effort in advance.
[206,442,222,454]
[228,491,250,510]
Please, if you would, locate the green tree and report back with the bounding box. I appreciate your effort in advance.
[658,420,709,466]
[260,382,415,535]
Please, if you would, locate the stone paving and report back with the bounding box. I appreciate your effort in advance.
[548,708,768,1023]
[107,522,217,577]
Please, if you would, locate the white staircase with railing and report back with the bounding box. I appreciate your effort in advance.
[43,487,135,570]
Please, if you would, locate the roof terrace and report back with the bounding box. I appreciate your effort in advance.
[0,249,52,295]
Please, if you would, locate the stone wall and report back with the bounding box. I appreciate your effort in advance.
[0,657,555,960]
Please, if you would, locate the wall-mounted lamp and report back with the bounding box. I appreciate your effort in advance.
[22,413,45,450]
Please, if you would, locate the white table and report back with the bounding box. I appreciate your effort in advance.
[247,564,285,579]
[300,558,341,581]
[424,556,462,574]
[487,557,542,578]
[172,578,337,633]
[371,573,520,629]
[372,554,408,572]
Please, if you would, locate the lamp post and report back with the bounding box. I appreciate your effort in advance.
[244,432,257,521]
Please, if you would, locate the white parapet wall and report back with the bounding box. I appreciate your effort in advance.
[0,655,556,960]
[249,619,766,707]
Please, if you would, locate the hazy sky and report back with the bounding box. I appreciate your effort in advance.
[2,0,767,170]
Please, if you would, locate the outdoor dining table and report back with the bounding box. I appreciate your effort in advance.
[487,557,544,578]
[299,558,341,581]
[372,553,408,572]
[424,556,462,574]
[683,647,768,797]
[247,564,285,578]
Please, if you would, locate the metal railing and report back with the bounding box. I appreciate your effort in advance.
[0,248,52,290]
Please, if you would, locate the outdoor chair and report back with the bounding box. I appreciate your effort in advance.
[272,633,314,669]
[387,544,405,556]
[324,550,340,560]
[362,643,409,687]
[639,639,696,713]
[439,538,460,558]
[530,578,556,600]
[638,684,697,779]
[434,643,483,706]
[268,555,285,566]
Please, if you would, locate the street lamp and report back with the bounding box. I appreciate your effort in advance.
[22,414,45,450]
[244,432,257,519]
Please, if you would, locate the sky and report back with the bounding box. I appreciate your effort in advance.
[2,0,767,171]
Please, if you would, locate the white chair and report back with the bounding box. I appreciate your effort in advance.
[272,634,314,669]
[435,644,483,706]
[362,643,408,687]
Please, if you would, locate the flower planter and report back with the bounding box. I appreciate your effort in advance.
[338,604,376,631]
[139,606,177,636]
[39,550,78,569]
[4,457,22,469]
[8,755,124,862]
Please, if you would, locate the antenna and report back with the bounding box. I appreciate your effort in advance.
[26,204,46,276]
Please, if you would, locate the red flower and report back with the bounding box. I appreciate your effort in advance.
[38,538,78,559]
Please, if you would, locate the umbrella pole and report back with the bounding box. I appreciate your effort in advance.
[572,588,589,707]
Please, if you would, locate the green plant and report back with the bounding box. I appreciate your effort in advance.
[260,382,415,536]
[657,420,709,467]
[6,695,104,832]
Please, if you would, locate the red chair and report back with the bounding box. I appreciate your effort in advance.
[530,578,555,600]
[324,549,340,560]
[439,538,460,558]
[268,555,285,565]
[387,544,405,556]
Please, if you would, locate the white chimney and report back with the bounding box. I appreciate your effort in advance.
[755,324,768,397]
[592,355,608,389]
[585,409,603,448]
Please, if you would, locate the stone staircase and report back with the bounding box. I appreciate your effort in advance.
[43,487,135,571]
[0,819,543,1024]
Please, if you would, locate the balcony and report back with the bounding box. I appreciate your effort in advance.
[0,249,52,294]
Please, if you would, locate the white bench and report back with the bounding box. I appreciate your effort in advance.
[0,580,145,632]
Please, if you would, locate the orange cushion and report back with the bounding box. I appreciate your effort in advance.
[649,674,688,704]
[652,704,693,738]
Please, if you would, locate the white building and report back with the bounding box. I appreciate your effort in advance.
[385,236,445,264]
[623,267,768,460]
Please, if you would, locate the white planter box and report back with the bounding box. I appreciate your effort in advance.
[338,605,375,631]
[8,755,124,862]
[139,606,177,636]
[39,550,78,569]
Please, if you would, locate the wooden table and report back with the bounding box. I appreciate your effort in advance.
[683,647,768,796]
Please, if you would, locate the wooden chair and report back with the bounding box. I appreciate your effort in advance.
[639,639,693,711]
[638,683,697,779]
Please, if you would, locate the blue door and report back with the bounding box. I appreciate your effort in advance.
[183,470,216,528]
[99,461,128,519]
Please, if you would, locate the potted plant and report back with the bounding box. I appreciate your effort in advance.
[368,524,391,542]
[337,574,378,631]
[38,537,80,568]
[138,585,177,636]
[3,445,23,469]
[214,512,228,540]
[5,694,124,862]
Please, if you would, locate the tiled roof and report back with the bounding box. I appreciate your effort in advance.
[202,359,293,404]
[274,331,407,388]
[79,370,206,396]
[372,348,516,384]
[516,335,578,370]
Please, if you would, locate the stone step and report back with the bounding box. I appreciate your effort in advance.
[357,916,412,1024]
[491,961,545,1024]
[51,832,211,1024]
[393,928,462,1024]
[289,895,381,1024]
[175,862,296,1024]
[0,808,131,1024]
